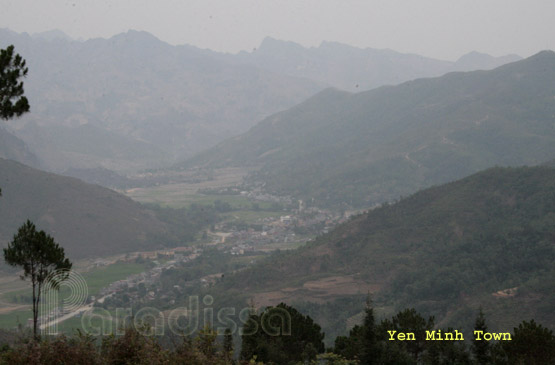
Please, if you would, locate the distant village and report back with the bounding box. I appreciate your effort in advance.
[36,195,360,330]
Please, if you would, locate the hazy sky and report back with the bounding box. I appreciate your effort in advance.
[1,0,554,60]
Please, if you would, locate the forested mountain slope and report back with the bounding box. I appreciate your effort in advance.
[0,159,189,259]
[184,51,555,208]
[214,166,555,333]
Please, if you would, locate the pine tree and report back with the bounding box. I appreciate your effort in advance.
[361,296,380,364]
[3,220,72,339]
[0,45,30,197]
[1,45,30,120]
[472,308,491,364]
[223,327,234,363]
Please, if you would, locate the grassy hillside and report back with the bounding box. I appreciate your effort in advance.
[0,159,209,260]
[211,166,555,335]
[183,51,555,208]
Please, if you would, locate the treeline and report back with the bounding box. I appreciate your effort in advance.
[1,302,554,364]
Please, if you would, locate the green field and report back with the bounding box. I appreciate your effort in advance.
[55,308,122,335]
[129,187,276,210]
[0,308,33,329]
[81,262,150,296]
[0,261,150,330]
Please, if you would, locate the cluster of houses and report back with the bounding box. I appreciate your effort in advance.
[222,208,349,255]
[97,249,202,302]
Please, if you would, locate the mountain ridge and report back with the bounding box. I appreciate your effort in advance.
[1,28,523,174]
[0,158,175,259]
[210,165,555,336]
[0,28,324,173]
[0,127,41,168]
[181,50,555,208]
[236,36,522,91]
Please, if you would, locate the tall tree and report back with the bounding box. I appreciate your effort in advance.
[503,320,555,365]
[0,45,30,197]
[377,308,435,362]
[361,297,381,365]
[240,303,325,364]
[3,220,72,339]
[471,308,490,364]
[223,327,234,363]
[0,45,30,120]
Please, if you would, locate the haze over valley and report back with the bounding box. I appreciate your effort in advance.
[0,2,554,362]
[1,28,521,175]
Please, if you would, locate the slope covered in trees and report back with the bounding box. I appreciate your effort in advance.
[212,166,555,335]
[183,51,555,208]
[0,159,216,259]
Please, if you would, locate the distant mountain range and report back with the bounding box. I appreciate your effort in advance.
[211,165,555,336]
[0,29,323,172]
[231,37,521,92]
[183,51,555,208]
[0,28,521,174]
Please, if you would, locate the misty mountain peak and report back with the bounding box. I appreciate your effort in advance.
[108,29,164,46]
[454,51,522,71]
[31,29,73,42]
[258,37,305,52]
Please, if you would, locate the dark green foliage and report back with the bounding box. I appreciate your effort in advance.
[293,296,367,348]
[240,303,325,364]
[360,303,380,365]
[421,328,472,365]
[223,328,233,363]
[101,327,165,364]
[377,308,435,361]
[334,325,364,361]
[0,45,31,198]
[0,159,216,260]
[471,309,490,364]
[3,220,72,339]
[2,333,99,365]
[217,166,555,333]
[0,45,30,120]
[0,308,553,364]
[332,305,555,365]
[502,320,555,365]
[0,46,39,168]
[340,305,420,365]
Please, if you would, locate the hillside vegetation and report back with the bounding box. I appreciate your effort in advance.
[212,166,555,334]
[0,159,215,260]
[184,51,555,208]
